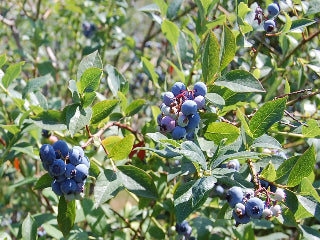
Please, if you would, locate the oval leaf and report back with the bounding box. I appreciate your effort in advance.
[34,173,52,190]
[204,122,240,145]
[202,31,220,83]
[57,195,76,237]
[31,110,67,131]
[22,213,37,240]
[77,67,103,94]
[219,24,236,71]
[161,19,179,46]
[77,50,102,81]
[125,99,145,117]
[91,99,119,125]
[108,134,135,161]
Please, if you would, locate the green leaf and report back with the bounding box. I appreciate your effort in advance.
[205,93,225,107]
[34,173,52,190]
[108,134,135,161]
[125,99,145,117]
[251,134,282,149]
[302,119,320,138]
[102,136,122,152]
[57,196,76,237]
[219,24,236,71]
[22,213,37,240]
[31,110,67,131]
[276,156,299,181]
[204,122,240,145]
[77,67,103,94]
[154,0,168,16]
[161,19,180,46]
[289,19,316,32]
[174,176,216,222]
[117,165,158,199]
[82,92,96,108]
[91,99,119,125]
[1,62,24,88]
[22,74,53,98]
[0,54,7,68]
[236,108,253,138]
[166,0,183,19]
[94,169,123,208]
[141,57,160,88]
[106,64,128,97]
[287,145,316,187]
[238,2,251,18]
[260,162,276,182]
[305,0,320,15]
[297,195,320,221]
[0,124,20,134]
[281,12,292,34]
[299,177,320,203]
[202,31,220,83]
[68,80,80,104]
[77,50,102,81]
[65,104,92,137]
[179,141,207,171]
[249,97,287,138]
[299,225,320,239]
[215,70,265,93]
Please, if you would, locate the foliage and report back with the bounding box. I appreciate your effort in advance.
[0,0,320,239]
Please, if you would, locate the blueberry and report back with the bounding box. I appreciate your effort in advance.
[157,114,163,125]
[74,164,89,183]
[41,129,51,138]
[42,161,50,171]
[176,220,192,236]
[186,132,194,141]
[79,155,90,168]
[69,148,81,166]
[171,82,186,96]
[54,174,67,183]
[234,203,246,216]
[60,179,77,195]
[267,3,280,17]
[177,113,189,127]
[243,189,254,199]
[227,159,240,171]
[51,180,63,196]
[181,100,197,116]
[194,95,205,109]
[75,182,85,193]
[226,187,243,207]
[264,20,276,33]
[232,210,250,224]
[160,116,176,132]
[52,140,69,159]
[82,21,96,38]
[163,91,175,106]
[245,197,265,218]
[39,144,55,165]
[193,82,207,97]
[215,185,224,195]
[172,126,187,140]
[186,113,200,133]
[65,163,76,178]
[49,159,66,176]
[260,180,269,189]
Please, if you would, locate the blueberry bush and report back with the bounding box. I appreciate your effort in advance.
[0,0,320,239]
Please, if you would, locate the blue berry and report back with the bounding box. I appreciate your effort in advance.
[264,20,276,33]
[244,189,254,199]
[41,129,51,138]
[172,126,187,140]
[75,182,85,193]
[245,197,265,218]
[181,100,197,116]
[49,159,66,177]
[163,92,175,106]
[177,113,188,127]
[69,148,82,166]
[51,180,63,196]
[215,185,224,195]
[74,164,89,183]
[157,114,162,125]
[268,3,280,17]
[82,21,96,38]
[160,116,176,132]
[186,113,200,133]
[234,203,246,216]
[193,82,207,97]
[52,140,69,159]
[226,186,243,207]
[194,95,205,109]
[60,178,77,195]
[42,161,50,171]
[260,180,269,189]
[40,144,55,165]
[232,210,250,224]
[65,163,76,178]
[186,132,194,141]
[171,82,186,96]
[72,146,84,158]
[227,159,240,171]
[79,155,90,168]
[176,220,192,236]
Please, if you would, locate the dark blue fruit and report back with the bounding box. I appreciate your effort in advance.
[52,140,69,159]
[172,126,187,140]
[193,82,207,97]
[69,148,82,166]
[60,179,77,194]
[171,82,186,96]
[40,144,55,165]
[65,163,76,178]
[245,197,264,218]
[74,164,89,183]
[268,3,280,17]
[264,20,276,33]
[51,180,63,196]
[186,113,200,133]
[181,100,197,116]
[49,159,66,176]
[163,91,175,106]
[176,220,192,236]
[226,186,243,207]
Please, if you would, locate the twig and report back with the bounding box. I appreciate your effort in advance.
[273,88,312,100]
[247,159,260,190]
[286,90,320,106]
[279,120,298,128]
[284,110,308,127]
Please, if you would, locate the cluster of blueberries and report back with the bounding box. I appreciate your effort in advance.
[263,3,280,33]
[39,140,90,201]
[158,81,207,140]
[227,186,285,225]
[175,220,196,240]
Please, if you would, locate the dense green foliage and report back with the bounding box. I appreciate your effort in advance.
[0,0,320,239]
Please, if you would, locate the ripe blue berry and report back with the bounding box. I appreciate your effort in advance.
[160,116,176,132]
[41,129,51,138]
[245,197,265,218]
[227,159,240,171]
[260,180,269,189]
[49,159,66,176]
[181,100,197,116]
[171,82,186,96]
[51,180,63,196]
[65,163,76,178]
[226,187,243,207]
[55,174,67,183]
[193,82,207,97]
[40,144,55,165]
[75,182,85,193]
[176,220,192,236]
[157,114,162,125]
[74,164,89,183]
[52,140,69,159]
[186,113,200,133]
[264,20,276,33]
[172,126,187,140]
[72,146,84,158]
[186,132,194,141]
[69,148,81,166]
[268,3,280,17]
[215,185,224,195]
[244,189,254,199]
[163,91,175,106]
[60,178,77,195]
[232,210,250,224]
[79,155,90,168]
[194,95,205,109]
